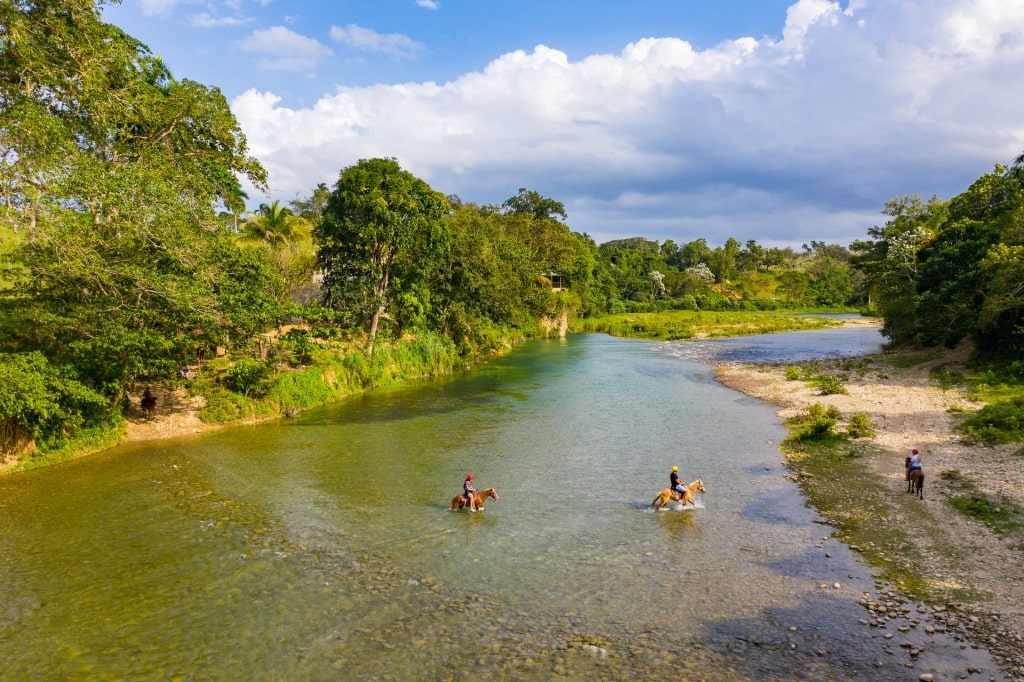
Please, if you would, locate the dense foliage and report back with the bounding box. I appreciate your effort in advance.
[1,0,275,453]
[851,159,1024,357]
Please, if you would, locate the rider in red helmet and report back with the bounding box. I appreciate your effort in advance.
[907,448,922,475]
[462,474,478,512]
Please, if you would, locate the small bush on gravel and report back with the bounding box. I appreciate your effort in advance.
[815,374,848,395]
[846,412,876,438]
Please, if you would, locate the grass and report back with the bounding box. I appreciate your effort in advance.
[882,349,944,370]
[941,469,1024,542]
[570,310,849,340]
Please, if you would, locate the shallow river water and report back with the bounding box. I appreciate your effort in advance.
[0,327,1010,680]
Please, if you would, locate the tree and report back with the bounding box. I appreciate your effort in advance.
[316,158,449,353]
[914,167,1024,352]
[0,0,271,403]
[238,200,303,248]
[680,239,713,269]
[501,188,567,221]
[290,183,331,227]
[849,195,946,344]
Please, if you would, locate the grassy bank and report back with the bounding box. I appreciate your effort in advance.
[3,311,868,474]
[571,310,850,340]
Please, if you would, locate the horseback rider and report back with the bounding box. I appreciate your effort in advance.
[462,474,478,512]
[670,465,686,499]
[907,448,922,476]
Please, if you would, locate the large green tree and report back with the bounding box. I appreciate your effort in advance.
[316,158,449,353]
[0,0,273,402]
[850,195,947,344]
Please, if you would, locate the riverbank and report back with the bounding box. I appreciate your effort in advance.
[715,340,1024,679]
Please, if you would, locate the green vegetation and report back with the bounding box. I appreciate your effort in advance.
[851,162,1024,359]
[845,412,876,439]
[942,470,1024,542]
[570,310,841,340]
[784,403,845,443]
[957,397,1024,444]
[813,374,849,395]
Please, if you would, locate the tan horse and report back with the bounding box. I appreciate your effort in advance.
[451,487,499,511]
[905,457,924,499]
[650,479,706,510]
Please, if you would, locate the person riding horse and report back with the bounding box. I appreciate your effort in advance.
[141,386,157,418]
[906,448,922,479]
[462,474,478,512]
[670,465,686,499]
[906,448,924,499]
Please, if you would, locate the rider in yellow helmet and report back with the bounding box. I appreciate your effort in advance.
[670,465,686,497]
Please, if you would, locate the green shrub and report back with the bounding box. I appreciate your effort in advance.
[280,328,313,365]
[270,368,337,412]
[785,365,802,380]
[0,351,114,453]
[815,375,848,395]
[226,359,273,398]
[846,412,876,438]
[790,403,842,442]
[957,397,1024,444]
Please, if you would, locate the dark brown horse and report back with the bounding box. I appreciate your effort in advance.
[905,457,924,499]
[451,487,498,511]
[141,387,157,419]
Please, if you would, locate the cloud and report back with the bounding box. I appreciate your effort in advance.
[416,0,440,8]
[138,0,196,17]
[232,0,1024,248]
[237,26,333,71]
[328,24,424,58]
[191,12,254,28]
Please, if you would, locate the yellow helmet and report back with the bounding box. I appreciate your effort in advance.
[671,465,678,471]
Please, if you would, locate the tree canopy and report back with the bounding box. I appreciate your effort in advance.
[316,158,450,353]
[1,0,277,444]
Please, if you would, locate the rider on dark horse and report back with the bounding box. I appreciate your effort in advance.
[907,448,922,478]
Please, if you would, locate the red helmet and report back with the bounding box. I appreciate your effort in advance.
[466,474,473,480]
[912,449,919,455]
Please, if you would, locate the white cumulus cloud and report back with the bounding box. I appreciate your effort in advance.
[329,24,424,58]
[237,26,333,72]
[232,0,1024,247]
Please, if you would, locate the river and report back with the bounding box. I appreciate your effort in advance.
[0,326,1008,680]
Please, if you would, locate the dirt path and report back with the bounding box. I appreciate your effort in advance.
[122,384,219,442]
[715,338,1024,678]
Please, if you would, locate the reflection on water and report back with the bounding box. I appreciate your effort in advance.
[0,329,1005,681]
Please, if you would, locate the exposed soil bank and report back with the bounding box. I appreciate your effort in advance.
[715,337,1024,680]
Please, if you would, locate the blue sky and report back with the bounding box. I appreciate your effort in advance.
[101,0,1024,248]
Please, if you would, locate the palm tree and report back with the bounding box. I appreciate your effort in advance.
[237,200,298,248]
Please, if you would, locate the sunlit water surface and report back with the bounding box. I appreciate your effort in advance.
[0,327,1008,680]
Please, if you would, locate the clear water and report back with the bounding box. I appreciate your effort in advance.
[0,329,1005,681]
